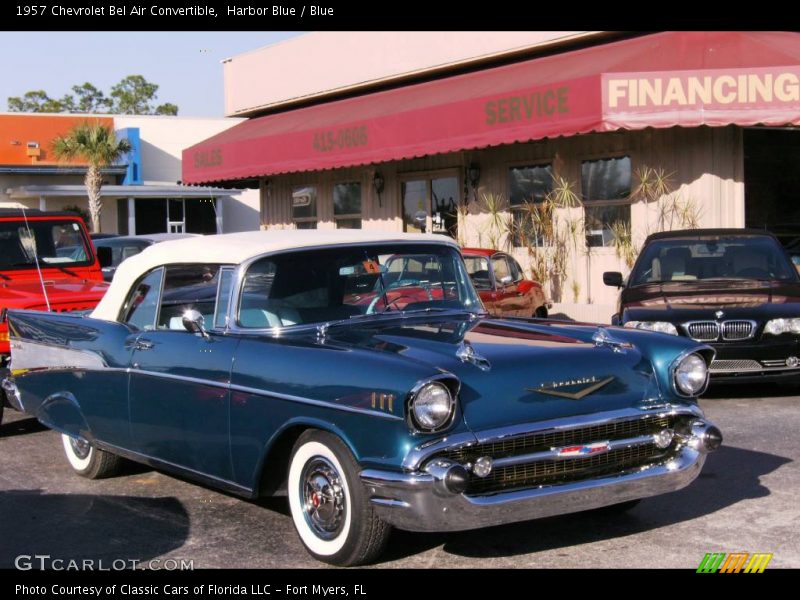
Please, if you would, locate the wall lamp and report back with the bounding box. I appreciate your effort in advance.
[373,171,385,207]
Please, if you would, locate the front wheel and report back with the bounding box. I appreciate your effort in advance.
[61,433,122,479]
[288,430,390,566]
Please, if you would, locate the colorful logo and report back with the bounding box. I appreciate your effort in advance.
[555,441,611,458]
[697,552,773,573]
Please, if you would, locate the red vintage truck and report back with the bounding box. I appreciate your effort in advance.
[1,208,110,425]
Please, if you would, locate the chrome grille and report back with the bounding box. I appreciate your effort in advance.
[721,320,755,340]
[710,359,762,373]
[686,321,719,341]
[435,415,681,495]
[467,444,666,494]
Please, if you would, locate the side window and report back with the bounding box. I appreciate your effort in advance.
[157,265,222,331]
[508,257,524,282]
[492,256,511,283]
[121,267,164,331]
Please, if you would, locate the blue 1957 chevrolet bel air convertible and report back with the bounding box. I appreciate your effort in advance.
[2,230,721,566]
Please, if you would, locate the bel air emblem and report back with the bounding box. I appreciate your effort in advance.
[527,376,615,400]
[555,441,611,458]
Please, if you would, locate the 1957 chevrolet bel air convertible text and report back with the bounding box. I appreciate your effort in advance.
[2,230,722,566]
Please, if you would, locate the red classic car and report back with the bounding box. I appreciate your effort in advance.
[462,248,549,318]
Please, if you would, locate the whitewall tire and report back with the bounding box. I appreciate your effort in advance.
[288,430,390,566]
[61,433,122,479]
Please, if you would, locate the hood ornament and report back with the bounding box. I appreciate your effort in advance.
[592,327,633,353]
[715,310,725,319]
[529,376,615,400]
[456,340,491,371]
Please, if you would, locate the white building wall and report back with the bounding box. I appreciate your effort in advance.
[114,115,245,185]
[114,115,260,233]
[223,32,598,116]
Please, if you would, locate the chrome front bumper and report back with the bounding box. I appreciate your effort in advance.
[360,445,706,533]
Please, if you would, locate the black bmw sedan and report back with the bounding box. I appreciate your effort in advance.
[604,229,800,383]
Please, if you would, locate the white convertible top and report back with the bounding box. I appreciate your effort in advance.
[91,229,459,321]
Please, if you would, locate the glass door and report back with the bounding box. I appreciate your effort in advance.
[402,175,459,238]
[167,199,185,233]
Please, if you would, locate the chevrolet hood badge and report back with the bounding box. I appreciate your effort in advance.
[528,376,615,400]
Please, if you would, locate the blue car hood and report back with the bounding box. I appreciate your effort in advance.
[328,316,664,432]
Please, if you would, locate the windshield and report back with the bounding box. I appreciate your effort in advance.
[95,238,152,267]
[237,243,482,328]
[630,235,797,286]
[0,219,93,270]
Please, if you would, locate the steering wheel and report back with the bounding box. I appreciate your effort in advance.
[367,294,418,314]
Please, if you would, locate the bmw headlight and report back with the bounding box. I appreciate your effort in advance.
[624,321,678,335]
[764,318,800,335]
[409,381,455,432]
[673,353,709,396]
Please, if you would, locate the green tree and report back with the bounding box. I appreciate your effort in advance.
[7,75,178,115]
[109,75,177,115]
[7,90,68,113]
[71,83,112,113]
[52,122,132,233]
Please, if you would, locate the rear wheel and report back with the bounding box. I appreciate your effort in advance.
[61,433,122,479]
[287,430,390,566]
[534,306,548,318]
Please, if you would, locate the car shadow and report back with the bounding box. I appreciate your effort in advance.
[379,445,791,562]
[0,489,190,568]
[0,414,48,438]
[702,382,796,399]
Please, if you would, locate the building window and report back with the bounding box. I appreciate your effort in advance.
[292,185,317,229]
[402,175,459,238]
[581,156,631,247]
[508,164,553,247]
[334,182,362,229]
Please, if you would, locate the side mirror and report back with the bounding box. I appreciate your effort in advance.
[603,271,624,288]
[499,275,513,287]
[96,246,113,268]
[182,309,209,339]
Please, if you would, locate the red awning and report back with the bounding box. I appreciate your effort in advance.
[183,31,800,184]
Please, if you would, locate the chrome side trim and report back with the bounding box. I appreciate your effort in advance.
[14,363,403,422]
[228,381,405,421]
[95,439,254,498]
[401,405,703,471]
[491,434,658,468]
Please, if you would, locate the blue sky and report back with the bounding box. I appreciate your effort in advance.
[0,32,303,116]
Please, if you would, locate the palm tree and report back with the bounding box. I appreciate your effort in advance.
[52,121,131,233]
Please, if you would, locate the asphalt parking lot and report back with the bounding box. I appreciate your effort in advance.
[1,386,798,570]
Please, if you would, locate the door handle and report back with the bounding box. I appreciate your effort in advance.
[134,339,154,351]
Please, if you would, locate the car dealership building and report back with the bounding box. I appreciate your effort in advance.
[182,31,800,321]
[1,113,260,235]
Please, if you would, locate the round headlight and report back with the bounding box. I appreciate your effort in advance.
[411,382,454,431]
[674,353,708,396]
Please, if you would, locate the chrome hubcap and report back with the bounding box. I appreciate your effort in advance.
[70,437,91,459]
[300,457,346,540]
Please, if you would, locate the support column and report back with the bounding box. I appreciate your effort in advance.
[38,196,46,211]
[127,197,136,236]
[214,198,223,234]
